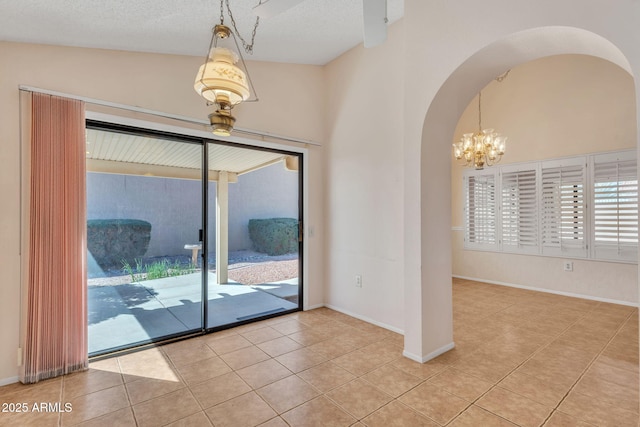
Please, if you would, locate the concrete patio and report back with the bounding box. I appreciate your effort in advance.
[88,272,299,354]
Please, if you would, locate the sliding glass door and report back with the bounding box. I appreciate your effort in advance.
[86,124,205,355]
[206,142,301,329]
[86,122,303,355]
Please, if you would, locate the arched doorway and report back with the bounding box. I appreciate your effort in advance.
[404,26,636,362]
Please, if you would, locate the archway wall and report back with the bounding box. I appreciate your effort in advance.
[403,0,640,359]
[451,54,637,304]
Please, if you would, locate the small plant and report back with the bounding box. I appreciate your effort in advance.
[146,260,168,280]
[122,258,145,283]
[123,258,195,283]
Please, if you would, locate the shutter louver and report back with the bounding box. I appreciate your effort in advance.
[593,153,638,262]
[464,172,497,250]
[501,168,538,253]
[541,160,587,257]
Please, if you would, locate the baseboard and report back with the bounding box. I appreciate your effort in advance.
[403,342,455,363]
[323,304,404,335]
[304,303,325,311]
[0,376,19,387]
[453,275,638,307]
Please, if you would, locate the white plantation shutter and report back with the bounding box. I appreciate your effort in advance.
[541,158,588,257]
[501,166,538,253]
[464,171,498,250]
[461,150,637,264]
[592,151,638,262]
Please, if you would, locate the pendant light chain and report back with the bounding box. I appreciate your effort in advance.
[222,0,261,54]
[478,91,482,133]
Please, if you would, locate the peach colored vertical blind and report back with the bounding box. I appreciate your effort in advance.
[23,93,88,383]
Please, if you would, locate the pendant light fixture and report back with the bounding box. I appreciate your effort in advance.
[453,72,509,169]
[194,0,259,136]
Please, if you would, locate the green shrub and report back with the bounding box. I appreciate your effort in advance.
[87,219,151,270]
[248,218,299,256]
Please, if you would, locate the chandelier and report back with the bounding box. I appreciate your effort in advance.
[453,91,507,170]
[194,0,259,136]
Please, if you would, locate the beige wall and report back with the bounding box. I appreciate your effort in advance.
[451,55,638,303]
[0,41,325,382]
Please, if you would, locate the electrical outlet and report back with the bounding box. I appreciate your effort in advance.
[355,275,362,288]
[563,261,573,272]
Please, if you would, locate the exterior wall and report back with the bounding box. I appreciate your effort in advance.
[0,41,324,383]
[87,161,299,260]
[451,54,638,304]
[228,163,300,252]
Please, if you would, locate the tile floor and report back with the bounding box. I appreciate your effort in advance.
[1,278,638,426]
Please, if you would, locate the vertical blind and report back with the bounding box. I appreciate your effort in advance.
[22,93,88,383]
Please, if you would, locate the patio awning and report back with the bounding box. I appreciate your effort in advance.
[85,128,297,180]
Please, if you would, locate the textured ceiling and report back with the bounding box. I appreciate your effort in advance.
[0,0,404,65]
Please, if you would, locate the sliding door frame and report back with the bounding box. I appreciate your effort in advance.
[203,138,304,333]
[86,117,306,356]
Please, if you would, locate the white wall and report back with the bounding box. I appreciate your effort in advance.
[451,54,638,304]
[323,22,405,332]
[323,1,640,361]
[0,41,325,383]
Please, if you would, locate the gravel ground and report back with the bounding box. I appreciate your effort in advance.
[88,251,299,287]
[227,259,298,285]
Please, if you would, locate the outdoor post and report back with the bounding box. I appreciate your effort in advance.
[216,170,229,284]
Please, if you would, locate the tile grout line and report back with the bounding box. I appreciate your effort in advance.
[20,296,635,427]
[444,300,595,426]
[538,308,637,427]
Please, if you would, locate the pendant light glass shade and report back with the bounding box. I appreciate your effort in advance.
[194,23,256,136]
[194,25,250,108]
